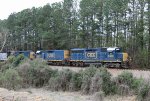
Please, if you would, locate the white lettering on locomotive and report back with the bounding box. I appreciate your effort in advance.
[48,53,55,58]
[86,52,97,58]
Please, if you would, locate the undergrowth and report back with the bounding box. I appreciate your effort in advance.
[0,56,150,101]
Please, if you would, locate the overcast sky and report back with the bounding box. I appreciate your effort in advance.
[0,0,62,20]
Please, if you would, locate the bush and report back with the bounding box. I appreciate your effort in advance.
[81,74,91,94]
[13,54,25,67]
[0,63,12,72]
[7,56,15,64]
[117,71,134,88]
[137,83,150,101]
[89,71,103,94]
[117,71,143,94]
[17,59,54,87]
[80,66,97,94]
[118,84,130,96]
[82,66,97,77]
[0,69,22,90]
[48,69,73,91]
[99,68,117,95]
[81,67,117,95]
[69,72,82,91]
[48,76,60,91]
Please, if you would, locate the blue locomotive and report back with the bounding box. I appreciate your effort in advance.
[12,51,35,60]
[37,47,130,68]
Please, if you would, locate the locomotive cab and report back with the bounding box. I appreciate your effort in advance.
[104,47,122,68]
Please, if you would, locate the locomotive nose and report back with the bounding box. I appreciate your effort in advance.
[123,53,129,62]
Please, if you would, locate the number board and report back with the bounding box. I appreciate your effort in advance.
[48,53,55,58]
[108,53,114,58]
[86,52,97,58]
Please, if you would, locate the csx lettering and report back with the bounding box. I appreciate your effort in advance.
[86,53,96,58]
[48,53,55,58]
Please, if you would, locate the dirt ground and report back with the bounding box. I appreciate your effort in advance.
[50,66,150,80]
[0,88,136,101]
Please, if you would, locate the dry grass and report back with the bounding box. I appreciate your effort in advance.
[0,88,137,101]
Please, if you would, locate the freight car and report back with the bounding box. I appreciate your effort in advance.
[38,47,130,68]
[13,51,35,60]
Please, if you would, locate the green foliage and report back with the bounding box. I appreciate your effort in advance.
[69,72,82,91]
[133,50,149,68]
[80,67,116,95]
[17,59,54,87]
[0,63,12,72]
[117,71,144,95]
[80,66,97,94]
[132,78,144,93]
[0,69,22,90]
[117,71,134,87]
[13,54,25,67]
[81,66,97,77]
[7,56,15,64]
[98,68,117,95]
[0,0,150,68]
[48,69,73,91]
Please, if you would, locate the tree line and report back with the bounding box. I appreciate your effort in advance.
[0,0,150,68]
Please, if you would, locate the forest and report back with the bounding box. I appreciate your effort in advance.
[0,0,150,68]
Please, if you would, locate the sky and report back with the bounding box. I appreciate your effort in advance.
[0,0,62,20]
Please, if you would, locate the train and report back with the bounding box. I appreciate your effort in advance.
[0,47,130,68]
[36,47,130,68]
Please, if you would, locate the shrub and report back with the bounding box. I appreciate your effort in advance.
[82,66,97,77]
[0,69,22,90]
[98,68,117,95]
[132,78,144,93]
[117,71,143,95]
[89,71,103,94]
[48,69,73,91]
[7,56,15,64]
[80,66,97,94]
[13,54,25,67]
[17,59,54,87]
[118,84,130,96]
[137,83,150,101]
[0,63,12,72]
[117,71,134,88]
[17,62,31,87]
[69,72,82,91]
[81,74,91,94]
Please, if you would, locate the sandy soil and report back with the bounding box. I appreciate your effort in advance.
[50,66,150,80]
[0,88,136,101]
[0,88,91,101]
